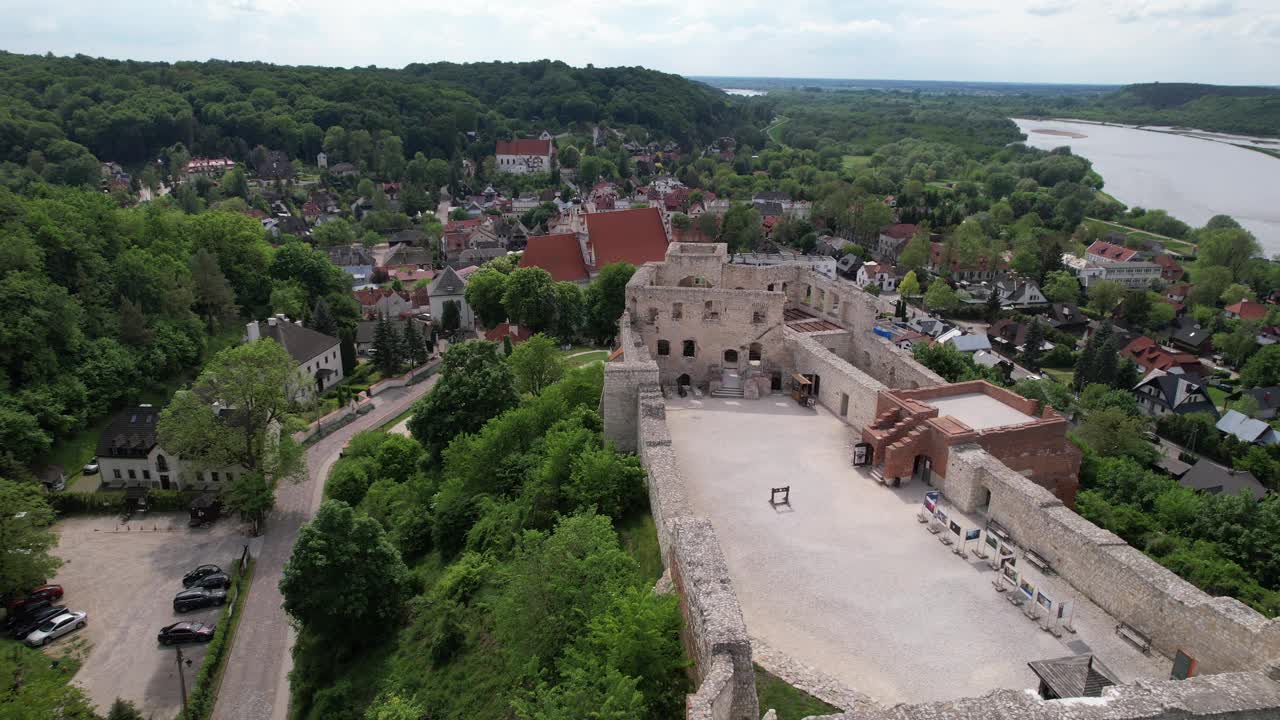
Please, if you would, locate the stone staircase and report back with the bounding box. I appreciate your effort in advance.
[711,369,745,398]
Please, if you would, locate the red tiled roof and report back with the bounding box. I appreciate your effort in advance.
[1087,241,1138,263]
[1121,337,1202,374]
[353,287,409,307]
[881,223,917,240]
[519,233,589,282]
[1225,300,1268,321]
[482,323,534,344]
[496,139,552,157]
[585,208,670,269]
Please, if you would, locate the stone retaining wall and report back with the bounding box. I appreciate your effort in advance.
[940,445,1280,676]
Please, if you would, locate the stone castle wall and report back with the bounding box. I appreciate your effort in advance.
[601,247,1280,720]
[940,446,1280,676]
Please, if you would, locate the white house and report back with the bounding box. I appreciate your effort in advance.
[428,266,475,330]
[245,316,343,402]
[316,152,328,169]
[1079,261,1162,289]
[856,261,898,292]
[96,404,251,491]
[495,139,554,175]
[995,279,1048,308]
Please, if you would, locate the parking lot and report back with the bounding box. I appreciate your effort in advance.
[47,512,251,717]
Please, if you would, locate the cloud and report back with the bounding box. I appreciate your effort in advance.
[793,18,892,35]
[1026,1,1074,16]
[1116,0,1237,22]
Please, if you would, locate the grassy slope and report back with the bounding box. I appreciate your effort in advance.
[0,638,96,718]
[754,666,839,719]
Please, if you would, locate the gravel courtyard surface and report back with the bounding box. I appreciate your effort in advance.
[665,396,1166,705]
[51,512,247,718]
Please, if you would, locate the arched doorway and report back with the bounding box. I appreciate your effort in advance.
[723,349,739,366]
[913,455,933,485]
[677,373,691,388]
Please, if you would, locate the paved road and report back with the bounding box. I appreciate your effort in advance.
[211,377,438,720]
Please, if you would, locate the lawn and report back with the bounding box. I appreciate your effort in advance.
[1043,368,1075,386]
[0,638,97,716]
[1206,386,1229,411]
[565,350,609,368]
[754,665,839,719]
[765,117,790,147]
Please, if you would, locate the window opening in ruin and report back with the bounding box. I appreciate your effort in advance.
[657,340,670,356]
[749,343,762,362]
[678,276,711,288]
[703,300,718,320]
[672,302,683,319]
[647,307,658,324]
[752,310,765,324]
[840,393,849,417]
[913,455,933,485]
[683,340,696,357]
[724,349,739,365]
[677,373,691,387]
[770,371,782,391]
[977,487,992,514]
[767,283,775,292]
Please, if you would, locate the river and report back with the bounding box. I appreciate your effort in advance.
[1012,118,1280,256]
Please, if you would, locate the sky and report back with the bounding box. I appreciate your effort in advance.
[0,0,1276,86]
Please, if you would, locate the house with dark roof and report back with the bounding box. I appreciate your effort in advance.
[987,319,1053,354]
[584,207,670,271]
[245,315,343,401]
[1121,336,1203,377]
[355,318,406,356]
[1247,386,1280,420]
[1045,303,1088,334]
[326,245,375,286]
[1169,316,1212,354]
[1180,459,1266,500]
[1086,240,1138,264]
[994,278,1047,308]
[518,233,590,283]
[428,266,474,330]
[495,138,554,175]
[1133,370,1217,418]
[383,243,433,269]
[96,404,249,491]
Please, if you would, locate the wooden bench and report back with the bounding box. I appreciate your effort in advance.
[1115,622,1152,654]
[1023,548,1053,575]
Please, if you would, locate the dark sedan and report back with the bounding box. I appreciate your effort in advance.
[181,564,223,588]
[157,621,216,645]
[173,587,227,613]
[188,573,231,590]
[9,605,68,640]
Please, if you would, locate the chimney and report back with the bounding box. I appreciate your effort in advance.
[267,317,278,327]
[246,320,260,341]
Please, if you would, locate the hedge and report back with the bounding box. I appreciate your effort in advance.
[180,557,255,720]
[49,489,207,515]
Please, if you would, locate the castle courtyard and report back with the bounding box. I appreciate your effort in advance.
[665,396,1168,705]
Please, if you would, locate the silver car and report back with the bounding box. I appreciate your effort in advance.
[24,611,87,647]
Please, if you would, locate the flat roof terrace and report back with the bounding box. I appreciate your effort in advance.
[926,391,1036,430]
[665,397,1166,705]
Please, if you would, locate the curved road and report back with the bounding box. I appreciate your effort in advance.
[212,376,437,720]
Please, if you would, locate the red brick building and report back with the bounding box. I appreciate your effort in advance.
[860,381,1081,506]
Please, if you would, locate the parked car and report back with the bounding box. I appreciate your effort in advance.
[24,611,87,647]
[6,585,64,613]
[189,573,231,590]
[173,587,227,613]
[82,457,99,475]
[9,605,67,640]
[181,565,223,588]
[157,621,216,645]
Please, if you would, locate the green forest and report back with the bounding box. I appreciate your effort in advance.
[284,355,687,720]
[0,52,746,175]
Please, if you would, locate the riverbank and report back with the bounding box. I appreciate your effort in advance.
[1014,118,1280,255]
[1016,116,1280,151]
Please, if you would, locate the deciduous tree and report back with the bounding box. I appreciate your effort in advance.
[0,478,61,599]
[465,266,509,328]
[509,334,564,395]
[281,500,409,643]
[408,340,518,459]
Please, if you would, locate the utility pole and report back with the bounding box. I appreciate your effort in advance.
[176,646,189,716]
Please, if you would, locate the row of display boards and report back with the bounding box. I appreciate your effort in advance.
[919,491,1076,637]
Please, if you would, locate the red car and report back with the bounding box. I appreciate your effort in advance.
[7,585,64,613]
